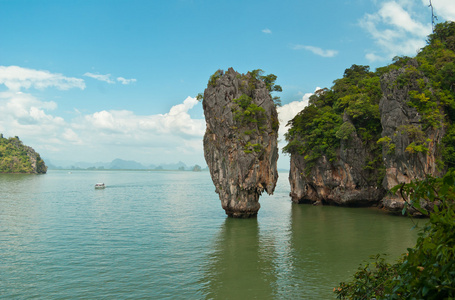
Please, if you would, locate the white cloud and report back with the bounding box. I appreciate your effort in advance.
[262,28,272,34]
[84,73,137,85]
[360,1,432,62]
[0,91,66,143]
[0,66,85,91]
[83,72,115,84]
[78,96,204,141]
[379,2,429,36]
[365,52,384,62]
[54,96,204,163]
[277,89,317,140]
[292,45,338,57]
[424,0,455,22]
[0,65,206,165]
[117,77,137,85]
[275,88,318,169]
[62,128,83,144]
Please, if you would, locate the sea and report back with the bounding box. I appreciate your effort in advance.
[0,170,420,299]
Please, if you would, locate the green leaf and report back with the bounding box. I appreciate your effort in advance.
[422,285,429,296]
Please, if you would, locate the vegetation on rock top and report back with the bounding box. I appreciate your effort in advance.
[0,134,47,174]
[202,68,281,155]
[284,21,455,173]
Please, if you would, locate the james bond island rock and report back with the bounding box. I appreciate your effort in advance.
[202,68,280,218]
[284,21,455,214]
[0,135,47,174]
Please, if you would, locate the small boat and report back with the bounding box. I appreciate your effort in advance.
[95,183,106,189]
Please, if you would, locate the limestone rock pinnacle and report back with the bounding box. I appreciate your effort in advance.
[202,68,279,218]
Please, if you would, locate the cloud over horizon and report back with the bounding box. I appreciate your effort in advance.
[0,66,203,165]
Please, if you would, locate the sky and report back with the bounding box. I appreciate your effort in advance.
[0,0,454,169]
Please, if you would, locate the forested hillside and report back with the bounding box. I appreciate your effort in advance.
[284,21,455,211]
[0,135,47,174]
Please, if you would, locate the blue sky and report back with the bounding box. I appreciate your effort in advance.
[0,0,454,169]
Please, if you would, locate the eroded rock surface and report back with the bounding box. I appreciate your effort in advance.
[379,60,444,213]
[202,68,279,218]
[289,113,385,207]
[288,60,445,214]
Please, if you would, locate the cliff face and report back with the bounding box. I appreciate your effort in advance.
[379,61,445,212]
[203,68,279,218]
[287,60,446,212]
[289,114,385,207]
[284,22,455,215]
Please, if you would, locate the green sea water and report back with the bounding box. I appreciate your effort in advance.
[0,170,419,299]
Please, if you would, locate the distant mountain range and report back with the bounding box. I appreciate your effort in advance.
[44,158,207,171]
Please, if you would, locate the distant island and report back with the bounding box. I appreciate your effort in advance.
[0,134,47,174]
[45,158,208,171]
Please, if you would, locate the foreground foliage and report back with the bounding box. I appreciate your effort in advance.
[334,170,455,299]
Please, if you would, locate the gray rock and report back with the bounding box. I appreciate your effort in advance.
[379,60,445,212]
[289,114,385,207]
[288,60,445,215]
[202,68,279,218]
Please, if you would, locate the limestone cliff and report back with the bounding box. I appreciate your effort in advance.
[286,59,449,213]
[284,22,455,215]
[202,68,279,218]
[289,112,386,207]
[379,60,445,212]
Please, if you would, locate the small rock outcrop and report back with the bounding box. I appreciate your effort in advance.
[202,68,279,218]
[0,135,47,174]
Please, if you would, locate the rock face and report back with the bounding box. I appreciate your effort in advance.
[379,60,444,212]
[202,68,279,218]
[288,60,445,213]
[289,113,385,207]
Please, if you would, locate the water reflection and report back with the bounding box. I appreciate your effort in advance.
[1,171,419,299]
[201,202,419,299]
[287,204,419,298]
[201,218,278,299]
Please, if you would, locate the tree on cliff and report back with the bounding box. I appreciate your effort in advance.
[0,135,47,174]
[283,21,455,209]
[197,69,282,106]
[283,63,383,175]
